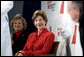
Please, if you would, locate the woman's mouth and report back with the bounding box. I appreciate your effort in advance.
[37,24,42,27]
[16,26,20,28]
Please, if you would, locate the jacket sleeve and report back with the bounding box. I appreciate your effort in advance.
[22,32,55,56]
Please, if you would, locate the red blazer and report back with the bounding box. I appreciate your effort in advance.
[22,28,55,56]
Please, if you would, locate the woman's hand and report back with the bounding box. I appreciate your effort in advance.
[15,50,25,56]
[17,53,23,56]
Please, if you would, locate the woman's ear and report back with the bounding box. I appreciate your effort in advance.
[45,21,47,26]
[45,23,46,26]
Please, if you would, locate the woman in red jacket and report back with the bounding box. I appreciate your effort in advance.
[15,10,55,56]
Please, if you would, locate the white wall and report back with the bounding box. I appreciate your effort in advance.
[41,1,74,42]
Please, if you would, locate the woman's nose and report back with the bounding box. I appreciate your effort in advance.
[15,23,19,26]
[37,21,40,24]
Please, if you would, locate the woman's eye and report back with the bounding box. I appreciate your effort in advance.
[35,20,37,22]
[39,19,42,21]
[18,23,21,24]
[14,22,17,24]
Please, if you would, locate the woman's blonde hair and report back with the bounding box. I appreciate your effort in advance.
[32,10,48,25]
[11,14,27,30]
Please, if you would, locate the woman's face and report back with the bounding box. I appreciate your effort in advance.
[34,16,46,30]
[13,19,23,32]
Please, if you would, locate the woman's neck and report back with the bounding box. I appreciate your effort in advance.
[37,27,46,36]
[15,29,23,33]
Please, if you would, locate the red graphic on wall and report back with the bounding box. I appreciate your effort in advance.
[58,28,60,36]
[60,1,64,14]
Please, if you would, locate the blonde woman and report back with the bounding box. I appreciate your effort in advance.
[11,14,28,55]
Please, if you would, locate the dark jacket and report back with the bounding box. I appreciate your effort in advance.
[12,30,29,55]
